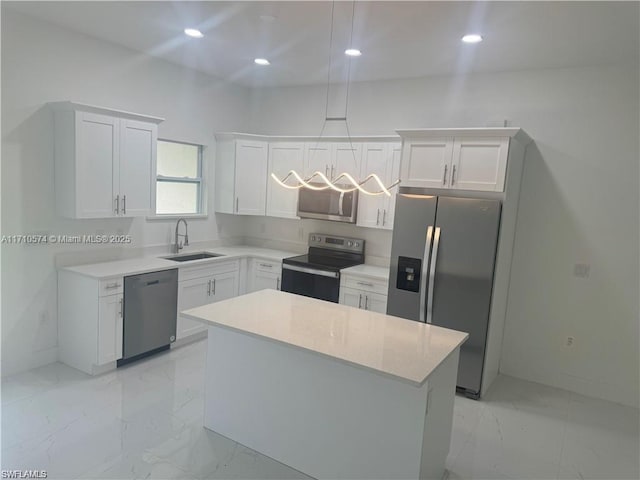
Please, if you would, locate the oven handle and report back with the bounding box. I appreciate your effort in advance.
[338,192,345,216]
[282,263,339,278]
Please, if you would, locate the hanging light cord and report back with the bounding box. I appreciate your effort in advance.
[269,0,401,197]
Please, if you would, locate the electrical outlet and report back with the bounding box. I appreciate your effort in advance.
[566,336,574,347]
[573,263,590,278]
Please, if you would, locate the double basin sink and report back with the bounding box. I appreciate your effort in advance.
[163,252,224,263]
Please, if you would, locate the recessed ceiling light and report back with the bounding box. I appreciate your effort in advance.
[345,49,362,57]
[462,34,483,44]
[254,58,270,66]
[184,28,204,38]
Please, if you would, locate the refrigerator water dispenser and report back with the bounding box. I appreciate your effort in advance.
[396,256,422,292]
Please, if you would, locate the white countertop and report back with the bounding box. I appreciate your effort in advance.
[341,264,390,281]
[183,289,468,386]
[61,246,298,279]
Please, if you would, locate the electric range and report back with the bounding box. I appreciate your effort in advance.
[281,233,365,303]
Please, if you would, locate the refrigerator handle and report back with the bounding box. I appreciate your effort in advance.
[426,227,441,324]
[419,226,434,322]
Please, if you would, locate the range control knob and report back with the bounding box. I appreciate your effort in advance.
[355,242,360,247]
[347,241,354,247]
[310,235,316,242]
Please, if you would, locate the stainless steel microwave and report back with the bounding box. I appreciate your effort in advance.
[297,184,358,223]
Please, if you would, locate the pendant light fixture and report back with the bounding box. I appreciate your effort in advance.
[270,1,400,197]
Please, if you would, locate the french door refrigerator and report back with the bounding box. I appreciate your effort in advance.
[386,193,501,399]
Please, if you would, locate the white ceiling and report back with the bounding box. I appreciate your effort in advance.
[5,1,639,87]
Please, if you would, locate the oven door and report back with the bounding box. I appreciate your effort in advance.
[281,264,340,303]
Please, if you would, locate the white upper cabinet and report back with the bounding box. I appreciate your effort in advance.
[357,142,401,230]
[304,142,362,182]
[235,140,268,215]
[51,102,162,219]
[216,134,400,218]
[333,143,362,182]
[215,135,268,216]
[304,142,333,178]
[400,138,454,189]
[398,129,521,193]
[451,137,509,191]
[118,119,157,216]
[267,142,304,219]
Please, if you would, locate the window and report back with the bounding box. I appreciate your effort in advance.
[156,140,203,215]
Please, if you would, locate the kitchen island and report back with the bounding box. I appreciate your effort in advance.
[182,289,468,480]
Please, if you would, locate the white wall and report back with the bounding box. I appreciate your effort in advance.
[246,65,640,407]
[0,10,249,376]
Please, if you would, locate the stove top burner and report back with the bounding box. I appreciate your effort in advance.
[282,253,363,272]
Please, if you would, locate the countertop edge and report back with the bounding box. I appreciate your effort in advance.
[182,309,468,387]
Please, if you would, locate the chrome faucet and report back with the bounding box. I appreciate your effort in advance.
[174,218,189,253]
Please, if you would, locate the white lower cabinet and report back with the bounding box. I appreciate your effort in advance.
[339,272,389,314]
[341,287,387,313]
[58,272,125,375]
[98,293,124,364]
[177,260,240,340]
[247,259,281,293]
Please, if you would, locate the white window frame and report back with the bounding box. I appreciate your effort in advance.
[150,139,206,219]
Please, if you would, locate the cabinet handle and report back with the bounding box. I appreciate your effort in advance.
[451,165,457,185]
[259,263,272,268]
[382,209,387,226]
[358,293,362,308]
[276,277,280,290]
[330,165,335,179]
[325,165,329,177]
[114,195,120,215]
[206,280,210,296]
[122,195,126,215]
[364,295,369,310]
[213,278,216,295]
[376,209,380,225]
[118,298,123,317]
[236,198,239,213]
[357,281,374,287]
[442,165,448,185]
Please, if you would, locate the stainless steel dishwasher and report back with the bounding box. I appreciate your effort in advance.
[118,268,178,366]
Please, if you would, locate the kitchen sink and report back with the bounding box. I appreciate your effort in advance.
[164,252,224,262]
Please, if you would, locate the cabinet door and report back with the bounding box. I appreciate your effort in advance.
[210,271,240,302]
[304,142,332,178]
[98,294,123,365]
[400,138,453,188]
[76,112,118,218]
[119,119,156,216]
[340,287,364,309]
[451,137,509,192]
[356,143,388,228]
[267,142,304,218]
[363,292,388,313]
[177,277,210,339]
[382,144,402,230]
[333,143,362,182]
[235,140,268,215]
[251,271,280,293]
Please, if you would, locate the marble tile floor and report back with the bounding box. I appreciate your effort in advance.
[1,339,638,480]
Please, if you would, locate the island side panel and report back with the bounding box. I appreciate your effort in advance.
[419,349,460,479]
[204,325,435,480]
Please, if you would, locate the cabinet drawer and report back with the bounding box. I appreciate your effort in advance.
[254,259,281,273]
[342,275,388,295]
[179,260,240,282]
[99,278,124,296]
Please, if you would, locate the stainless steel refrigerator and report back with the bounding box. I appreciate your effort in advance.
[386,193,501,399]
